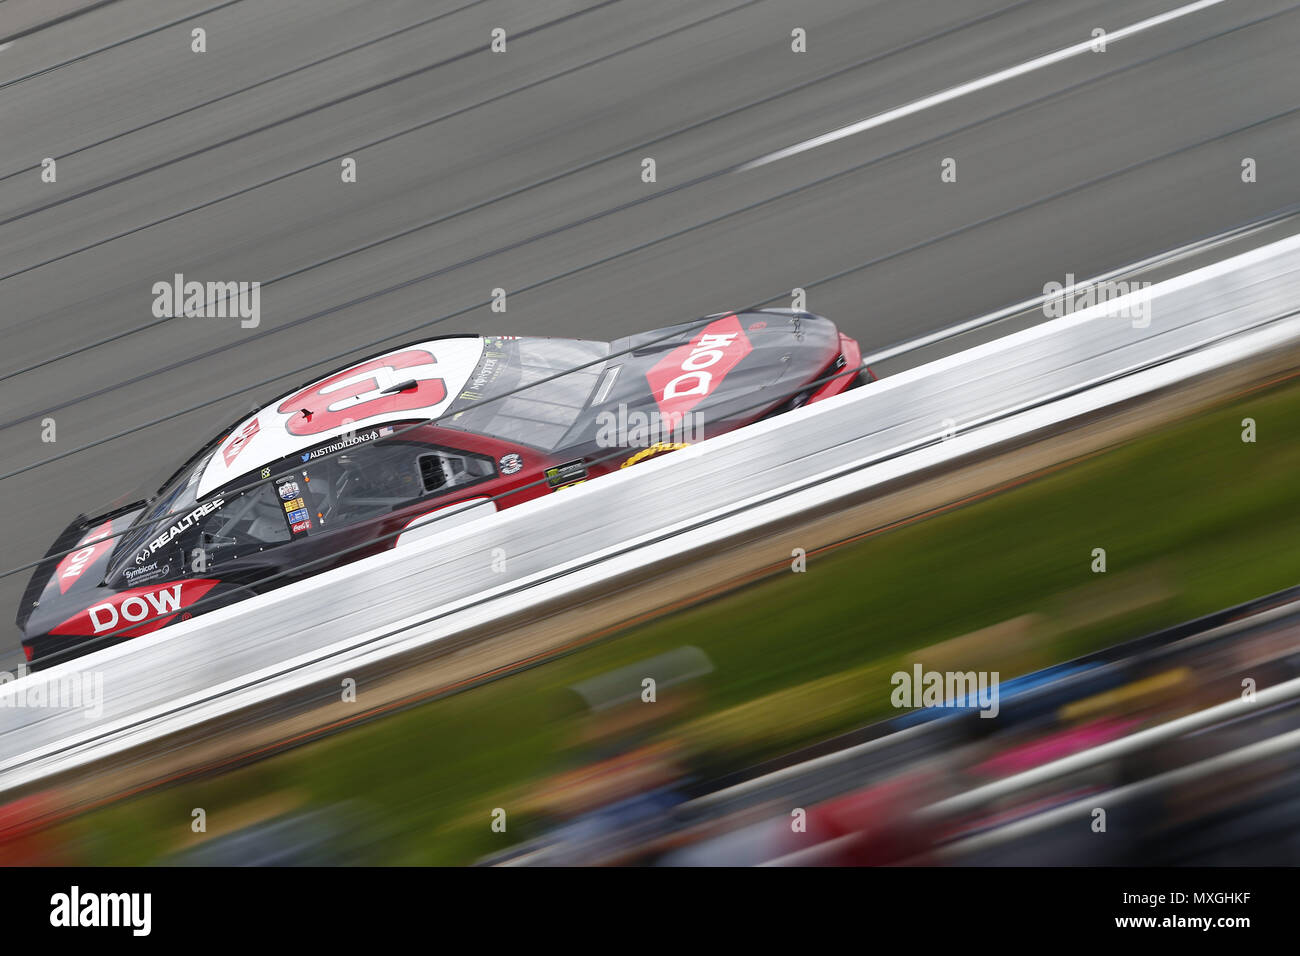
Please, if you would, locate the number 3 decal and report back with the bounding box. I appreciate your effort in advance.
[277,349,447,437]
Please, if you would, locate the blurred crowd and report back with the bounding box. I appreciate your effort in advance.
[4,598,1298,866]
[480,601,1300,866]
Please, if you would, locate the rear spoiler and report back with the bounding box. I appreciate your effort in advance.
[14,500,147,633]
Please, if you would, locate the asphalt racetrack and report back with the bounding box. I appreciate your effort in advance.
[1,0,1298,666]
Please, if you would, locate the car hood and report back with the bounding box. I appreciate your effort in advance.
[566,310,844,445]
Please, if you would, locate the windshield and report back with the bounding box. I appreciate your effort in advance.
[441,336,607,450]
[109,449,216,572]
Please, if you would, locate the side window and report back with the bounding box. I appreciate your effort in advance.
[294,442,496,531]
[319,444,426,524]
[193,483,291,567]
[418,449,495,493]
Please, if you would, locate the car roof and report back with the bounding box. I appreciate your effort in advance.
[194,337,486,498]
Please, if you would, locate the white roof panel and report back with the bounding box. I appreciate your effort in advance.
[196,337,485,497]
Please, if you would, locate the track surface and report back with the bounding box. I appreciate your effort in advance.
[1,0,1297,665]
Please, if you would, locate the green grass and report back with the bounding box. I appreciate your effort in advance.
[49,377,1300,864]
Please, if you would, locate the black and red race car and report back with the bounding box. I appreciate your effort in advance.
[17,311,866,664]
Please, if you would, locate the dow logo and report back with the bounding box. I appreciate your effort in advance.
[50,580,221,637]
[645,315,752,418]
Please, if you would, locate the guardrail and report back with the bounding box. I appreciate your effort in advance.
[4,232,1300,794]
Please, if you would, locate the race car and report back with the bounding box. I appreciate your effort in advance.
[17,310,867,665]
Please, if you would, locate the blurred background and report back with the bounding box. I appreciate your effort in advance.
[1,0,1298,865]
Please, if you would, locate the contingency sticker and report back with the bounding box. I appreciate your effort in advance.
[277,477,312,535]
[544,459,587,489]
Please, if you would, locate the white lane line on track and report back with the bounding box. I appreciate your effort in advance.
[736,0,1229,172]
[858,206,1300,367]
